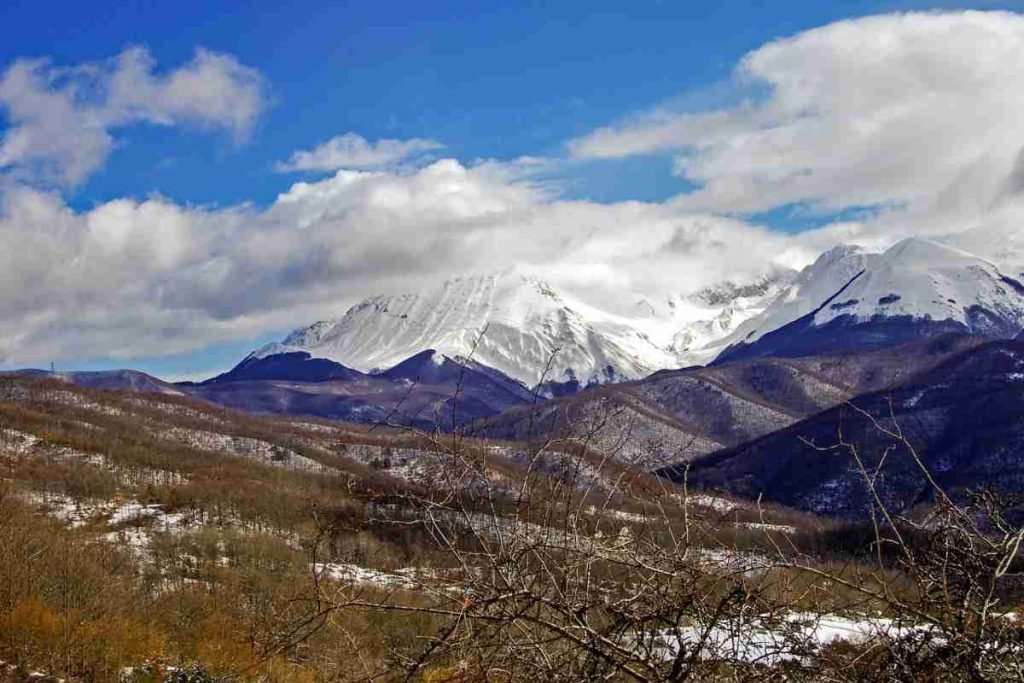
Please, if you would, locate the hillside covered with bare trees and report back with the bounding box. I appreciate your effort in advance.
[1,375,1023,681]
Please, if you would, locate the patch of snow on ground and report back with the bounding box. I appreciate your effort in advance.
[682,494,737,513]
[21,491,300,556]
[496,446,611,492]
[0,429,42,454]
[338,442,512,493]
[126,398,225,423]
[291,421,349,434]
[650,612,929,665]
[695,547,770,572]
[48,391,125,416]
[315,562,419,589]
[586,506,650,524]
[735,522,797,534]
[22,492,191,534]
[22,491,102,528]
[160,427,331,474]
[903,389,927,408]
[2,429,186,487]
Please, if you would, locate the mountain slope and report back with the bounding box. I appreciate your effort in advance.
[6,353,536,430]
[379,349,535,402]
[202,351,366,384]
[715,238,1024,362]
[669,340,1024,520]
[479,335,980,469]
[2,369,185,395]
[248,270,790,390]
[186,349,536,429]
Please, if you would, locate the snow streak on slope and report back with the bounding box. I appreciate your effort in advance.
[717,237,1024,353]
[252,270,789,388]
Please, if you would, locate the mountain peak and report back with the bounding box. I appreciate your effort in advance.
[714,238,1024,362]
[244,269,787,389]
[249,271,658,386]
[880,236,991,270]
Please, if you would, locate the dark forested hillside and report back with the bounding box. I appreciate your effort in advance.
[666,340,1024,520]
[479,335,983,469]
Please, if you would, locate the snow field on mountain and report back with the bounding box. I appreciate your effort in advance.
[724,238,1024,349]
[253,269,788,387]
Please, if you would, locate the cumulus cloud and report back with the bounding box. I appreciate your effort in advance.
[276,132,443,172]
[569,10,1024,228]
[105,47,265,138]
[0,46,265,186]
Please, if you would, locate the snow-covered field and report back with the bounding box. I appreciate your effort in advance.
[126,397,226,424]
[22,492,193,551]
[22,491,301,560]
[735,521,797,534]
[681,493,738,514]
[649,612,931,665]
[47,391,126,416]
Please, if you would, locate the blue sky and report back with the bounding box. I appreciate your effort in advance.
[2,1,1024,378]
[4,0,1013,210]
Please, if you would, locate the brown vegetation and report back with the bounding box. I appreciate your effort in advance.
[0,375,1021,681]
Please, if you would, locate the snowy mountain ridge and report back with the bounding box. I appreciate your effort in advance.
[245,237,1024,389]
[250,270,790,389]
[714,237,1024,361]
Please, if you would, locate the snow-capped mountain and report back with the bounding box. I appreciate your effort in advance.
[667,275,791,357]
[715,237,1024,362]
[249,269,790,389]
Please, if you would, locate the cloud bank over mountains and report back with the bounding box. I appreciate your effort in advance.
[2,11,1024,365]
[0,160,801,363]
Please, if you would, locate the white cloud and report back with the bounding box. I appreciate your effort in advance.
[0,47,265,186]
[276,132,443,172]
[0,60,113,187]
[0,159,805,364]
[106,47,264,139]
[569,11,1024,226]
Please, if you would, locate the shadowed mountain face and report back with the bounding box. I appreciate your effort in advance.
[8,351,537,430]
[478,335,982,469]
[378,350,535,402]
[9,336,980,445]
[664,340,1024,520]
[187,350,535,429]
[201,352,366,383]
[714,312,972,364]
